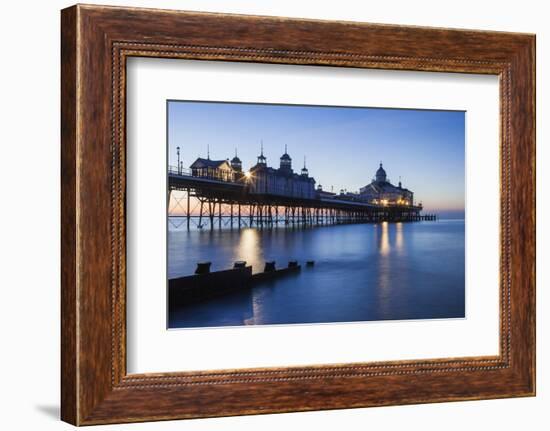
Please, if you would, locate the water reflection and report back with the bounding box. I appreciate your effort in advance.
[376,223,392,315]
[379,222,390,256]
[395,222,404,254]
[235,228,263,272]
[168,221,465,328]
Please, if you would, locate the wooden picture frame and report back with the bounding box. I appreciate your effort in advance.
[61,4,535,425]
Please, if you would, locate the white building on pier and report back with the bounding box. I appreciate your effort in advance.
[359,163,414,205]
[248,146,316,199]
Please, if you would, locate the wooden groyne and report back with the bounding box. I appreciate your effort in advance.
[168,266,253,310]
[250,261,301,284]
[169,260,306,308]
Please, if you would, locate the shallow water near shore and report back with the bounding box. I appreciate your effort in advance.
[167,219,465,328]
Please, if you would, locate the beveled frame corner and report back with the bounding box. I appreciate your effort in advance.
[61,4,535,425]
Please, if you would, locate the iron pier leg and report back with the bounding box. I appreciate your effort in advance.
[198,200,204,228]
[186,188,190,231]
[218,200,222,229]
[208,200,214,230]
[249,204,254,227]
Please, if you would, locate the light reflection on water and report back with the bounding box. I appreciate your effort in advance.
[236,228,263,273]
[168,220,465,328]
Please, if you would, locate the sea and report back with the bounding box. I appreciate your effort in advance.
[167,219,465,329]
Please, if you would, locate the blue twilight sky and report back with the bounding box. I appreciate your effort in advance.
[168,101,465,217]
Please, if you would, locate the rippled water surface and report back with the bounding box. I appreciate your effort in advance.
[168,220,465,328]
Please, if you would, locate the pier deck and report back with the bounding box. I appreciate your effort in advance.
[168,171,435,230]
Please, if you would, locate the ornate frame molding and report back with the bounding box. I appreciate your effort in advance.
[61,5,534,425]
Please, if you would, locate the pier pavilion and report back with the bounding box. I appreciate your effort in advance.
[359,163,414,206]
[247,146,316,199]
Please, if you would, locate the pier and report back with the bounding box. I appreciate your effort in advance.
[168,167,436,230]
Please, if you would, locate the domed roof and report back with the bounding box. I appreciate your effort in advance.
[375,162,387,183]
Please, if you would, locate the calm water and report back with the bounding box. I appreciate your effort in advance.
[168,220,465,328]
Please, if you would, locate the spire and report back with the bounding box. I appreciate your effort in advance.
[235,148,238,158]
[257,140,266,165]
[207,144,210,160]
[399,176,402,188]
[301,156,308,176]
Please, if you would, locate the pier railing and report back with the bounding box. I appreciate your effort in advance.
[169,165,240,184]
[168,166,193,176]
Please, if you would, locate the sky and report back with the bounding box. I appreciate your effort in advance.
[168,101,465,217]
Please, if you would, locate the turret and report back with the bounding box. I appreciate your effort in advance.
[301,156,309,177]
[279,144,292,173]
[231,148,242,172]
[257,142,267,166]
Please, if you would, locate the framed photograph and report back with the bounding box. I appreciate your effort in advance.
[165,101,458,331]
[61,4,535,425]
